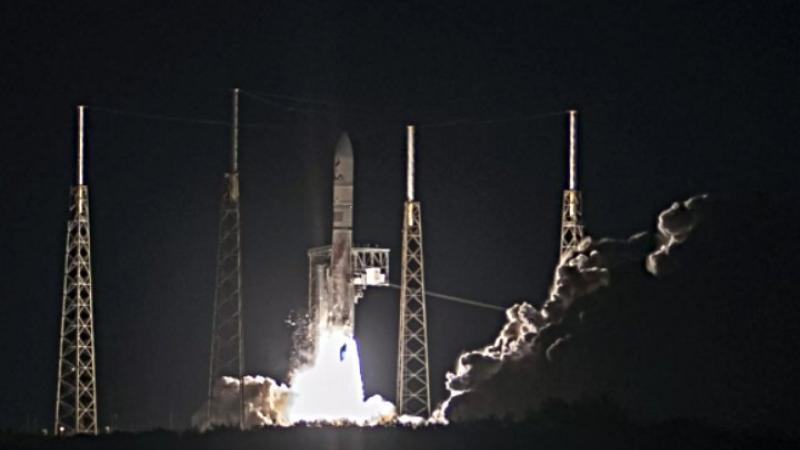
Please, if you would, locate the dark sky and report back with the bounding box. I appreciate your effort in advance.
[0,1,797,431]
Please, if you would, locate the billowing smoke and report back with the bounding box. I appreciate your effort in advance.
[192,376,291,429]
[646,195,708,275]
[439,193,798,429]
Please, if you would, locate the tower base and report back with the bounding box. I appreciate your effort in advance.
[559,189,585,258]
[396,201,431,417]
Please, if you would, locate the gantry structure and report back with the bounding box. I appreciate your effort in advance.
[559,110,585,258]
[207,89,245,428]
[306,245,390,350]
[396,125,432,417]
[55,105,99,435]
[307,247,389,308]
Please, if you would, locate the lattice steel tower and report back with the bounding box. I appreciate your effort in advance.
[207,89,245,428]
[396,125,432,417]
[55,105,98,435]
[560,110,585,258]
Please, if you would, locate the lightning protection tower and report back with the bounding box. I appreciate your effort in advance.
[396,125,432,417]
[55,105,98,435]
[207,89,245,428]
[559,110,585,258]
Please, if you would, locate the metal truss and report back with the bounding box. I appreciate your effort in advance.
[55,185,98,435]
[207,171,244,426]
[207,87,245,428]
[560,110,585,259]
[396,201,431,417]
[559,189,585,258]
[351,247,389,290]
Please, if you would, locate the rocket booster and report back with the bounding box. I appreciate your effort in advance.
[328,133,356,336]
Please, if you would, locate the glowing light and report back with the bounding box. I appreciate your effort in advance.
[195,325,405,428]
[285,326,395,425]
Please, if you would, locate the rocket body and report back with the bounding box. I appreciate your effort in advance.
[327,133,356,337]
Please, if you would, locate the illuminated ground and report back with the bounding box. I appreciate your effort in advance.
[4,403,796,450]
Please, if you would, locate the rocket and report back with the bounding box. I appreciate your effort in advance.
[327,133,356,337]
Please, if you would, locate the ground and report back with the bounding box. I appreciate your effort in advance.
[4,401,797,450]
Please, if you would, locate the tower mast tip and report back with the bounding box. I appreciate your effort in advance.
[231,89,240,173]
[77,105,86,186]
[406,125,415,202]
[568,110,578,190]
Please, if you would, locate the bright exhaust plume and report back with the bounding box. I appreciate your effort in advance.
[286,327,395,425]
[194,325,396,428]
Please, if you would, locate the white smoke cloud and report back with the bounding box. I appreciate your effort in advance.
[646,194,709,275]
[439,194,709,422]
[192,375,291,429]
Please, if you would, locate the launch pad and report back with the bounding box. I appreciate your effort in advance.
[51,91,588,430]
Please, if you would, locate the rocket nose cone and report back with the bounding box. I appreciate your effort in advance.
[335,132,353,158]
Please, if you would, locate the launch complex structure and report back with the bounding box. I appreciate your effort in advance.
[305,125,433,417]
[559,110,585,258]
[54,106,98,435]
[207,89,245,428]
[51,94,586,432]
[395,125,432,417]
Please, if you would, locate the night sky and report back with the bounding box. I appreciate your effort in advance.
[1,1,798,432]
